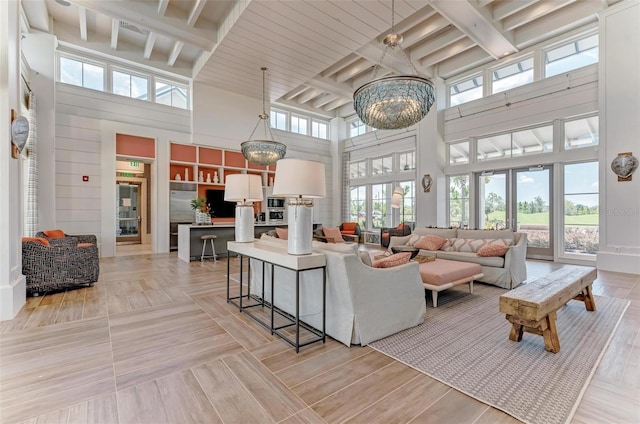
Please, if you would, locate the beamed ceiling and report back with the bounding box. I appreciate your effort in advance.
[21,0,620,118]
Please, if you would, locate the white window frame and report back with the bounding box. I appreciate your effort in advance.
[544,31,598,78]
[155,79,189,109]
[111,67,150,101]
[57,53,106,92]
[311,119,329,140]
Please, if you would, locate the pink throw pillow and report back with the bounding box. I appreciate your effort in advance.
[373,252,411,268]
[275,228,288,240]
[414,235,447,251]
[323,227,345,243]
[477,244,509,257]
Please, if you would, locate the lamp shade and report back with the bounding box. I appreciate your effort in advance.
[224,174,263,202]
[272,159,326,198]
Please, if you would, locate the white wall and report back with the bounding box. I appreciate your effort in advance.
[597,0,640,274]
[0,0,26,320]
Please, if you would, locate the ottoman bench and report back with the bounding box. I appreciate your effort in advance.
[418,259,484,307]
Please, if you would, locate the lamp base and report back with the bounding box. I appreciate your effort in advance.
[287,200,313,255]
[235,204,255,243]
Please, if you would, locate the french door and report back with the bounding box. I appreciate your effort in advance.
[476,165,553,259]
[116,182,142,244]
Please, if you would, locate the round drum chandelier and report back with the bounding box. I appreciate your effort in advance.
[353,1,435,130]
[241,67,286,166]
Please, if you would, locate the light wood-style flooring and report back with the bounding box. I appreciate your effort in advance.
[1,252,638,424]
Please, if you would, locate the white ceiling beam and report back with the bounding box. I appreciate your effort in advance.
[409,28,466,61]
[335,58,373,84]
[110,18,119,50]
[306,76,355,99]
[324,98,352,112]
[78,6,87,42]
[298,88,323,104]
[429,0,517,58]
[158,0,169,16]
[492,0,538,21]
[144,33,157,60]
[20,0,50,33]
[312,93,339,109]
[503,0,575,31]
[320,54,361,79]
[398,14,450,47]
[357,43,414,76]
[436,46,492,79]
[284,86,311,101]
[187,0,207,26]
[420,38,476,69]
[168,41,184,67]
[70,0,217,51]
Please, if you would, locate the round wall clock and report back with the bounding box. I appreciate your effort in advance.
[11,115,30,153]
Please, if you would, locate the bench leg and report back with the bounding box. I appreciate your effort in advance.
[583,284,596,311]
[542,311,560,353]
[509,322,524,342]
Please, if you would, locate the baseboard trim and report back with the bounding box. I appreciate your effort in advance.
[0,274,26,321]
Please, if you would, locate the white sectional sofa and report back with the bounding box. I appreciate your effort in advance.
[388,228,528,289]
[248,235,426,346]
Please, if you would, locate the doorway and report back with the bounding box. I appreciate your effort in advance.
[475,165,553,260]
[116,181,142,245]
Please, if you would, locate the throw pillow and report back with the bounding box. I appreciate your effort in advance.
[22,237,50,247]
[342,222,357,232]
[359,250,373,267]
[275,227,288,240]
[43,229,65,238]
[373,252,411,268]
[477,244,510,257]
[77,243,95,248]
[451,238,513,253]
[323,227,344,243]
[407,234,421,246]
[414,235,447,251]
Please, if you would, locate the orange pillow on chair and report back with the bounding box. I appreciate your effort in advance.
[22,237,50,247]
[43,229,65,238]
[342,222,357,232]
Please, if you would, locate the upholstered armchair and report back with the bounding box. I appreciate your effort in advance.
[339,222,361,243]
[380,223,411,248]
[23,232,99,295]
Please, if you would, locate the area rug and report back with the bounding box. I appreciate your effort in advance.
[369,284,629,424]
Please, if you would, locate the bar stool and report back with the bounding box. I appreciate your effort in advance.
[200,234,217,261]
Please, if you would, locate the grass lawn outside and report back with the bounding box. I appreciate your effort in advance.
[486,211,598,226]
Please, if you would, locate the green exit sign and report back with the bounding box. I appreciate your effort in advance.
[122,172,133,177]
[130,160,140,167]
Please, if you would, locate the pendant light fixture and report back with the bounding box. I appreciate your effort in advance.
[353,0,435,130]
[241,67,287,166]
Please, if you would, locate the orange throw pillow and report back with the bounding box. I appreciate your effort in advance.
[477,244,509,257]
[414,235,447,251]
[323,227,344,243]
[22,237,50,247]
[342,222,357,232]
[373,252,411,268]
[77,243,94,248]
[43,229,65,238]
[275,227,288,240]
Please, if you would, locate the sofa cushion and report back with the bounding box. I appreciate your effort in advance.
[275,227,288,239]
[414,235,447,251]
[457,229,514,240]
[373,252,411,268]
[316,241,358,254]
[451,238,513,253]
[413,228,458,239]
[342,222,357,232]
[359,250,373,267]
[22,237,50,247]
[418,259,482,286]
[323,227,345,243]
[43,229,65,238]
[435,251,505,268]
[477,244,509,257]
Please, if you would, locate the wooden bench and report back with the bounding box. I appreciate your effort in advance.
[499,265,597,353]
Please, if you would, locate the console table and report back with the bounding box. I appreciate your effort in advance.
[226,241,327,352]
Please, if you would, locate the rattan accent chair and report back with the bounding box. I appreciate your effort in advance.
[23,232,100,296]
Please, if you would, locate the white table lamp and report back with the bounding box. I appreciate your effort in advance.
[391,186,404,225]
[272,159,326,255]
[224,174,263,242]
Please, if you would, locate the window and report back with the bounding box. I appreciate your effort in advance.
[291,115,309,135]
[563,161,599,255]
[371,183,393,228]
[565,115,598,150]
[449,75,483,107]
[349,186,367,228]
[349,161,366,179]
[478,125,552,162]
[312,120,329,139]
[113,70,148,100]
[449,141,470,165]
[349,119,367,137]
[448,175,470,228]
[156,81,188,109]
[399,151,415,171]
[546,34,598,78]
[492,57,534,94]
[397,181,415,227]
[59,56,104,91]
[270,109,288,130]
[370,155,393,175]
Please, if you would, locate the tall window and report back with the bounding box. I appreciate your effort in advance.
[449,141,470,165]
[291,115,308,135]
[397,181,415,227]
[371,155,393,175]
[546,34,598,78]
[478,124,553,161]
[270,109,288,130]
[371,183,392,228]
[349,186,367,228]
[349,160,366,179]
[349,119,367,137]
[155,81,188,109]
[563,161,599,255]
[565,115,598,150]
[312,120,328,139]
[448,175,470,228]
[398,151,416,171]
[59,56,104,91]
[492,57,534,94]
[449,75,483,107]
[113,70,148,100]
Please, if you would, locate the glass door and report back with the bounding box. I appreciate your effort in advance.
[477,171,508,230]
[513,166,553,260]
[116,182,141,244]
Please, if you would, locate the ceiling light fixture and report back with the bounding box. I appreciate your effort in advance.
[241,67,286,166]
[353,0,435,130]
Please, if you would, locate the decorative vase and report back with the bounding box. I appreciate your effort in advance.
[213,171,219,184]
[206,173,211,183]
[198,170,204,182]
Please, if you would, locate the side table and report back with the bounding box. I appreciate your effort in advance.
[362,230,381,246]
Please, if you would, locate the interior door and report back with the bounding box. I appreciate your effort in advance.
[116,182,142,244]
[513,166,553,260]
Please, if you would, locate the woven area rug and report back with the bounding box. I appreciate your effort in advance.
[369,283,629,424]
